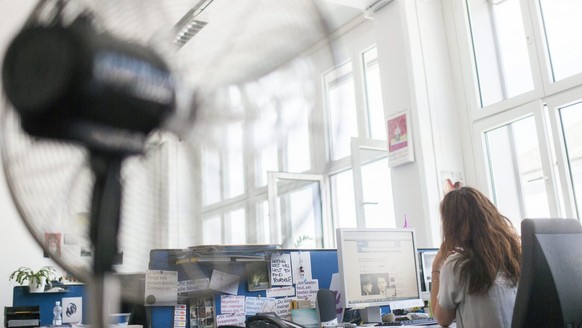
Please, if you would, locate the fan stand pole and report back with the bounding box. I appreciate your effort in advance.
[88,153,124,328]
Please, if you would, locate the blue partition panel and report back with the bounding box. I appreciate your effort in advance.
[12,284,88,326]
[148,248,339,328]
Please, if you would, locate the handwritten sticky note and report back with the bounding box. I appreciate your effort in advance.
[145,270,178,306]
[216,313,246,327]
[296,279,319,301]
[209,270,240,295]
[271,253,292,286]
[291,252,313,283]
[178,278,210,293]
[221,295,246,314]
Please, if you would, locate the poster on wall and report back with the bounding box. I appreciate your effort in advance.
[386,110,414,167]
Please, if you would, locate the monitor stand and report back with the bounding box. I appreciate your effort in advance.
[360,306,382,323]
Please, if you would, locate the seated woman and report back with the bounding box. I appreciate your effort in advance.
[430,187,521,328]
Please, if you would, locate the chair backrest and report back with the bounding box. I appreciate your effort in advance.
[511,218,582,328]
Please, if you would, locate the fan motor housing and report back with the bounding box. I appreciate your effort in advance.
[2,17,176,154]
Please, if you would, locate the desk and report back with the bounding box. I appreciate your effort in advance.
[357,324,455,327]
[401,324,455,328]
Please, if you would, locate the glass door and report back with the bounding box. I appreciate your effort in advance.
[350,138,396,228]
[267,172,331,248]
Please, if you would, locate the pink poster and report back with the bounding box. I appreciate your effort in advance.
[387,113,408,153]
[386,110,414,167]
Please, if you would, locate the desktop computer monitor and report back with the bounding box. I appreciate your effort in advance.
[336,228,424,323]
[417,248,438,296]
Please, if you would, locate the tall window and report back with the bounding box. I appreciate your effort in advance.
[331,169,357,228]
[484,115,550,228]
[538,0,582,81]
[324,45,395,230]
[454,0,582,221]
[362,47,387,140]
[558,102,582,217]
[168,21,389,248]
[466,0,534,107]
[324,62,359,160]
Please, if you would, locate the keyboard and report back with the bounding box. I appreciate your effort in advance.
[395,317,438,326]
[375,322,404,326]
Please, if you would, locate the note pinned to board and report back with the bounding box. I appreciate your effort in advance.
[220,295,245,314]
[62,297,82,324]
[275,298,293,320]
[329,273,344,323]
[245,296,276,316]
[296,279,319,301]
[271,253,292,286]
[145,270,178,306]
[178,278,210,293]
[209,270,240,295]
[266,285,295,298]
[291,251,312,283]
[216,313,246,327]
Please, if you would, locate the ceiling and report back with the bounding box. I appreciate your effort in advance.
[0,0,364,53]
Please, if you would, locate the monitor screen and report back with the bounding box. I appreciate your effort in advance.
[417,248,438,294]
[336,228,423,322]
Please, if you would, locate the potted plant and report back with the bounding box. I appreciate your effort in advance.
[9,266,56,293]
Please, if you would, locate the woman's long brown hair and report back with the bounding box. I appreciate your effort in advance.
[439,187,521,295]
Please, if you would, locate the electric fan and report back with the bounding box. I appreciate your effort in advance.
[0,0,347,326]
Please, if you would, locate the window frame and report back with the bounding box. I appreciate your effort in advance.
[446,0,582,222]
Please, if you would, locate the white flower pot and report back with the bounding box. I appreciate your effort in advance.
[28,280,46,293]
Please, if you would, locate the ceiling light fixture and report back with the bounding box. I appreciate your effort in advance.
[173,0,213,47]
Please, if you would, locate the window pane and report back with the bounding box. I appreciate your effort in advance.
[558,102,582,217]
[539,0,582,81]
[331,170,357,228]
[203,215,222,244]
[284,100,311,172]
[225,122,244,198]
[325,62,358,160]
[226,208,246,244]
[255,106,279,187]
[275,179,323,248]
[202,147,220,205]
[363,47,386,140]
[361,157,395,228]
[467,0,534,107]
[485,115,550,230]
[288,183,320,248]
[257,201,271,244]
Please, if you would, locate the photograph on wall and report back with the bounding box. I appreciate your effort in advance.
[440,170,464,197]
[190,295,215,328]
[246,261,270,291]
[386,110,414,167]
[43,232,62,258]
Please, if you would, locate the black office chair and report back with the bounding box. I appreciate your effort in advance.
[512,218,582,328]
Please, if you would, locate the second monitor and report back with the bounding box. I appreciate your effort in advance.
[336,228,424,323]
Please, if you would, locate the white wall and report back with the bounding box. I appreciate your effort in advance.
[0,0,66,310]
[373,0,466,247]
[0,157,65,309]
